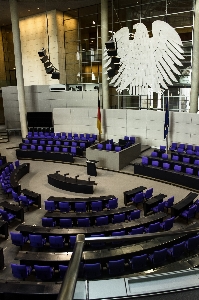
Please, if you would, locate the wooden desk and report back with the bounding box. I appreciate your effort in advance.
[21,189,41,208]
[124,186,147,206]
[16,212,166,238]
[16,149,74,163]
[171,192,198,217]
[10,163,30,194]
[0,221,8,239]
[143,194,167,216]
[44,206,136,226]
[48,173,97,194]
[47,195,117,211]
[0,201,24,222]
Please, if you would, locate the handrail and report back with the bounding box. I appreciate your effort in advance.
[57,234,85,300]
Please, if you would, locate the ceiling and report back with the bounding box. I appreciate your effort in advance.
[0,0,101,26]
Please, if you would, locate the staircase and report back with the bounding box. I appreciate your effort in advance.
[0,130,9,143]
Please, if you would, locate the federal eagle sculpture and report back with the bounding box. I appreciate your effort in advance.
[104,21,184,95]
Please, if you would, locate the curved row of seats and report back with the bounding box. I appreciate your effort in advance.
[170,142,199,155]
[27,131,97,141]
[10,233,199,280]
[21,144,78,155]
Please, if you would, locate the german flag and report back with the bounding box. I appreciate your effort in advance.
[97,99,102,133]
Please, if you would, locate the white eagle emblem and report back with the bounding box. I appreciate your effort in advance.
[104,21,184,95]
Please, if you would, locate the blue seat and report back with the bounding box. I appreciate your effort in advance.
[160,145,166,152]
[149,248,167,266]
[187,149,194,155]
[31,145,36,150]
[170,142,177,151]
[152,160,159,167]
[180,205,197,222]
[167,241,185,259]
[160,217,175,231]
[1,210,15,223]
[130,137,135,143]
[183,157,190,163]
[127,210,140,221]
[49,236,65,249]
[54,146,59,152]
[59,202,71,213]
[144,188,153,199]
[72,141,77,147]
[186,167,193,175]
[124,136,129,140]
[112,213,125,224]
[15,160,20,167]
[194,159,199,166]
[48,141,53,145]
[151,201,165,213]
[38,145,43,151]
[75,202,86,212]
[163,162,170,170]
[40,140,45,145]
[69,236,76,248]
[112,230,125,245]
[106,198,118,209]
[145,222,160,233]
[172,155,179,161]
[22,145,27,150]
[106,144,112,151]
[11,264,32,280]
[10,232,28,249]
[77,218,90,227]
[46,146,51,151]
[60,218,72,228]
[96,216,108,226]
[186,144,193,151]
[29,234,46,248]
[44,200,55,212]
[162,153,168,159]
[91,201,102,212]
[59,265,68,279]
[164,196,174,212]
[131,192,144,206]
[12,190,20,205]
[185,235,199,254]
[83,263,101,279]
[97,144,103,150]
[174,165,181,172]
[62,147,68,153]
[128,226,144,235]
[71,147,76,156]
[177,148,184,153]
[19,195,34,211]
[151,151,158,157]
[142,156,148,165]
[42,218,56,227]
[80,142,86,149]
[56,141,61,145]
[34,265,54,281]
[129,254,147,272]
[115,146,121,152]
[108,259,125,276]
[64,141,69,146]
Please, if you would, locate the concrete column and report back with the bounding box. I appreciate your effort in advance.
[9,0,27,137]
[190,0,199,113]
[101,0,109,109]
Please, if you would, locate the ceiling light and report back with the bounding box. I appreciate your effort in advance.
[93,21,95,24]
[37,8,39,10]
[68,8,70,10]
[28,10,30,11]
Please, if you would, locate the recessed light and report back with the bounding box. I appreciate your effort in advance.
[68,8,70,10]
[93,21,95,24]
[28,10,30,11]
[37,8,39,10]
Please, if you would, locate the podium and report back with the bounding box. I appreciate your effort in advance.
[86,159,98,176]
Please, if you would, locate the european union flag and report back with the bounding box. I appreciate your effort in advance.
[164,99,169,139]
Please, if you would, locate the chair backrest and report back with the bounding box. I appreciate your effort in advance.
[115,146,121,152]
[108,259,125,275]
[142,156,148,165]
[151,151,158,157]
[80,142,86,149]
[107,198,118,209]
[160,145,166,151]
[78,218,90,227]
[187,149,194,155]
[91,201,102,212]
[186,235,199,251]
[131,254,147,271]
[177,148,184,153]
[162,153,168,159]
[46,146,51,151]
[1,211,9,221]
[188,205,197,217]
[96,216,108,226]
[69,236,76,247]
[83,263,101,279]
[163,162,170,169]
[62,147,68,153]
[170,142,177,149]
[106,144,112,151]
[112,230,125,237]
[29,234,44,247]
[75,202,86,212]
[72,142,77,147]
[22,145,27,150]
[60,218,72,228]
[34,265,53,280]
[172,241,185,257]
[194,159,199,166]
[134,192,144,203]
[153,248,167,264]
[59,202,70,212]
[10,232,23,246]
[172,155,179,161]
[49,236,64,248]
[130,210,141,220]
[44,200,55,212]
[54,147,59,152]
[71,147,76,155]
[163,217,175,231]
[187,144,193,150]
[152,160,159,167]
[56,141,61,145]
[31,145,36,150]
[129,226,144,235]
[145,188,153,199]
[40,140,45,145]
[148,222,160,233]
[59,265,68,279]
[165,196,174,207]
[157,202,165,212]
[179,143,185,149]
[112,213,125,224]
[174,165,181,172]
[97,144,103,150]
[42,218,55,227]
[186,167,193,175]
[11,264,30,280]
[183,157,190,163]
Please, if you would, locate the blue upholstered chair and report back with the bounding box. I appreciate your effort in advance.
[185,235,199,254]
[129,254,147,272]
[160,217,175,231]
[12,190,20,205]
[128,226,144,235]
[162,153,168,159]
[174,165,181,172]
[97,144,103,150]
[59,202,71,213]
[144,188,153,199]
[10,232,28,249]
[127,210,140,221]
[91,201,102,212]
[71,147,76,156]
[112,213,125,224]
[106,198,118,209]
[180,205,197,222]
[151,151,158,157]
[19,195,34,211]
[111,230,125,245]
[34,265,54,281]
[96,216,108,226]
[59,265,68,279]
[42,218,56,227]
[115,146,121,152]
[172,155,179,161]
[29,234,46,248]
[149,248,167,266]
[108,259,125,276]
[75,202,86,212]
[49,236,65,249]
[11,264,32,280]
[83,263,101,279]
[46,146,51,151]
[160,145,166,152]
[106,144,112,151]
[145,222,160,233]
[152,160,159,167]
[186,168,193,175]
[69,236,76,248]
[142,156,148,165]
[1,210,15,223]
[151,202,165,213]
[164,196,174,212]
[22,145,27,150]
[163,162,170,170]
[44,200,55,212]
[170,143,177,151]
[183,157,190,164]
[77,218,90,227]
[59,218,72,228]
[167,241,185,259]
[131,192,144,206]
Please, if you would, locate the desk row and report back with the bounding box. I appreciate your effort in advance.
[19,144,83,156]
